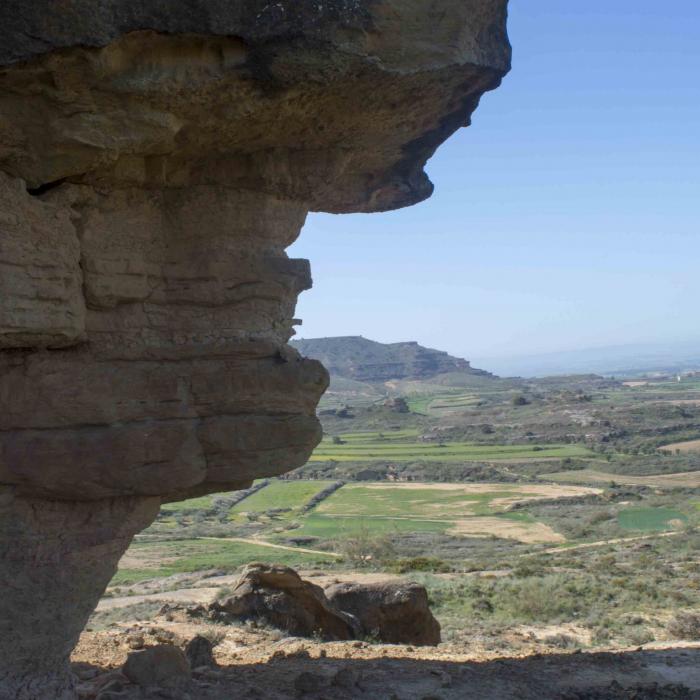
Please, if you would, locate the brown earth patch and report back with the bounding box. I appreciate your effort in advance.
[448,517,565,544]
[660,439,700,454]
[542,469,700,489]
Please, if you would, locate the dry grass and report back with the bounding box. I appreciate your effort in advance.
[659,439,700,454]
[447,517,565,544]
[542,469,700,488]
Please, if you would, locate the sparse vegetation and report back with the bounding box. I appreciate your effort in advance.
[112,366,700,654]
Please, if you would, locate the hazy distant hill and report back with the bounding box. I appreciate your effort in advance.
[291,336,493,383]
[474,339,700,378]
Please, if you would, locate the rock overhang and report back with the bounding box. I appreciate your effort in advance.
[0,0,511,213]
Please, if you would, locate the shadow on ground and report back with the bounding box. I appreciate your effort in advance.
[75,646,700,699]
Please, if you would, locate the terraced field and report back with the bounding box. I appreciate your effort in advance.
[406,391,480,415]
[542,469,700,489]
[310,433,594,463]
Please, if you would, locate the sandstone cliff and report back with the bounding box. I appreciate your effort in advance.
[0,2,511,697]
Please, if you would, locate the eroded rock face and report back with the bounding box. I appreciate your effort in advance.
[0,179,325,502]
[0,1,510,696]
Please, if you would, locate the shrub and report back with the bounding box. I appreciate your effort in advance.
[389,557,453,574]
[335,527,395,567]
[495,575,581,622]
[542,633,579,649]
[668,612,700,640]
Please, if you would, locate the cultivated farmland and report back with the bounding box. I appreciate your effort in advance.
[310,433,594,463]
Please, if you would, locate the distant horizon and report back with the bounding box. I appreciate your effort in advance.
[291,1,700,362]
[293,333,700,379]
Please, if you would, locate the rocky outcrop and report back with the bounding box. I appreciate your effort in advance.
[326,581,442,646]
[0,1,510,695]
[188,565,440,647]
[291,336,494,383]
[210,563,359,641]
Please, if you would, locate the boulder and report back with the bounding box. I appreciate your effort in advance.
[122,645,191,689]
[326,581,441,646]
[184,635,216,669]
[210,563,359,641]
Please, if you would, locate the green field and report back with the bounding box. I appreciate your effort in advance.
[230,479,332,517]
[278,482,589,544]
[160,493,222,513]
[617,507,687,532]
[316,483,517,518]
[310,437,593,463]
[327,430,419,443]
[290,513,449,539]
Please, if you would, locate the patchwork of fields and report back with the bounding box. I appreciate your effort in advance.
[117,479,614,585]
[302,482,599,544]
[117,373,700,591]
[117,474,697,588]
[310,431,594,463]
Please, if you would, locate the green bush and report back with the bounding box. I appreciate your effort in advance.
[389,557,453,574]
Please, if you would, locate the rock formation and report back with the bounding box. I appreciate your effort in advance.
[209,563,360,640]
[0,2,510,697]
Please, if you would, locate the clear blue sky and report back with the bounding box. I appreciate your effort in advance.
[290,1,700,370]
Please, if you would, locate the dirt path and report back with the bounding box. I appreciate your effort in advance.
[198,536,342,558]
[98,586,224,611]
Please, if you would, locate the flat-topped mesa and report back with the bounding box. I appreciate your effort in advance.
[0,2,510,697]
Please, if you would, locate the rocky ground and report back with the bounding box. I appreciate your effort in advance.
[72,619,700,700]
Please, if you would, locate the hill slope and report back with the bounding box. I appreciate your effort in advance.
[291,336,493,382]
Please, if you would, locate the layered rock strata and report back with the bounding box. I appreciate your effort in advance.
[0,2,510,697]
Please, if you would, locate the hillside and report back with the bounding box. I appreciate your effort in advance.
[291,336,493,383]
